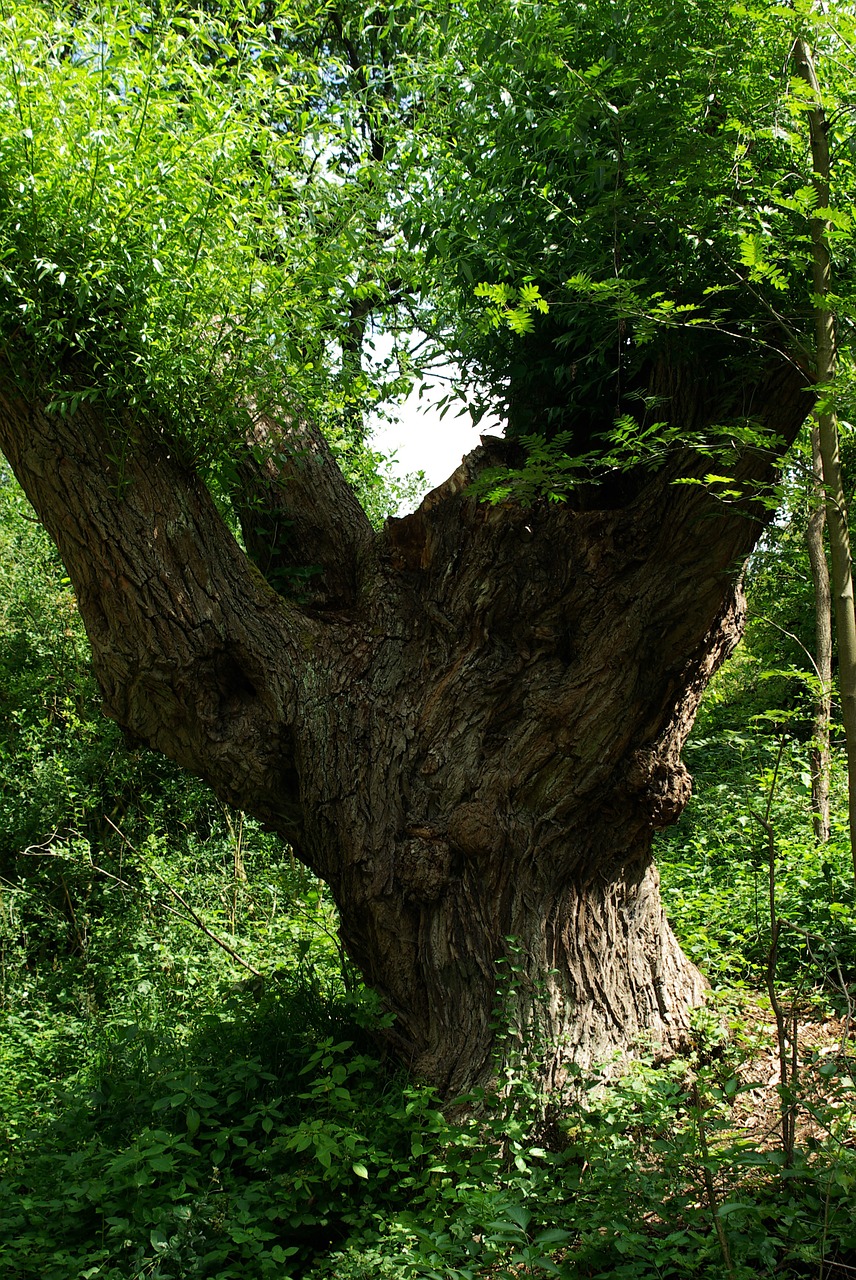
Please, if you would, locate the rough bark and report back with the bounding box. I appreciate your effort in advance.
[0,353,810,1097]
[233,405,373,609]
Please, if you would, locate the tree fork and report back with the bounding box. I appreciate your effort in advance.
[0,352,810,1094]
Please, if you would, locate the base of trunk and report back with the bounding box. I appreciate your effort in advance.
[370,857,707,1099]
[532,861,708,1091]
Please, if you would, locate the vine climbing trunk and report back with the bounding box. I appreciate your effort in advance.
[794,36,856,881]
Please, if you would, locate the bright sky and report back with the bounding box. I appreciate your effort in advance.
[366,338,500,509]
[370,387,484,493]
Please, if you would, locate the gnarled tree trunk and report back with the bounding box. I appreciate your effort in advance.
[0,354,810,1096]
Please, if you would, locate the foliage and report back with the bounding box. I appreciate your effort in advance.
[1,3,856,1277]
[1,1003,423,1279]
[0,0,414,475]
[406,0,854,441]
[2,0,855,492]
[657,727,856,992]
[3,1002,854,1278]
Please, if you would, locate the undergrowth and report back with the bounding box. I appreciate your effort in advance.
[1,476,855,1277]
[656,672,856,1006]
[2,987,854,1279]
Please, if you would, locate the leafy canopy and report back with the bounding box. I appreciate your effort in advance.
[411,0,855,430]
[0,0,412,465]
[0,0,854,484]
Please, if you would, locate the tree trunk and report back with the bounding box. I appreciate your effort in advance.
[794,36,856,882]
[806,420,832,844]
[0,354,810,1096]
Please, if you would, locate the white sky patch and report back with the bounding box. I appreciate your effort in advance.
[367,335,500,507]
[370,388,484,491]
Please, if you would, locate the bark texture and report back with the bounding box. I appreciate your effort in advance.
[0,354,811,1096]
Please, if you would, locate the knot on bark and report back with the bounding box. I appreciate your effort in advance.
[397,830,452,902]
[626,748,692,829]
[447,801,498,860]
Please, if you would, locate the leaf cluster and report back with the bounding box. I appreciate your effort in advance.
[4,0,856,490]
[0,0,412,471]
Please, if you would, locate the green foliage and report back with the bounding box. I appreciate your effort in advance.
[657,730,856,990]
[0,0,412,471]
[467,412,787,507]
[4,991,854,1278]
[408,0,827,434]
[335,438,427,527]
[0,1002,435,1279]
[309,1041,856,1280]
[3,0,855,499]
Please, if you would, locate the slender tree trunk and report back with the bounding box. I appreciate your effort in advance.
[794,37,856,881]
[806,420,832,843]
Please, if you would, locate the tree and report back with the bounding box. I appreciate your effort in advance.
[793,30,856,877]
[806,419,833,843]
[0,0,840,1094]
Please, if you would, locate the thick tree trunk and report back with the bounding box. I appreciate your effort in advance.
[0,355,810,1096]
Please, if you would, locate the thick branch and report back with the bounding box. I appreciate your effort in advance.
[382,354,811,820]
[0,388,307,832]
[233,405,373,608]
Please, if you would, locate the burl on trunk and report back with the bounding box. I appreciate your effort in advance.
[0,354,810,1096]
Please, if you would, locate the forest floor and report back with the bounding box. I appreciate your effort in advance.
[726,994,855,1151]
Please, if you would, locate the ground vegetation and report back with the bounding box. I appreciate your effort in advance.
[0,464,854,1278]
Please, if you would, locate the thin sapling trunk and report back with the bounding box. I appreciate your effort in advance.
[806,420,833,843]
[793,36,856,882]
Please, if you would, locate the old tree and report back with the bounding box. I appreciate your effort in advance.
[0,0,845,1093]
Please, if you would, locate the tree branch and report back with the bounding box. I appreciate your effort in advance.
[0,386,307,834]
[233,403,373,608]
